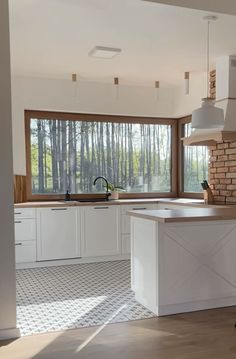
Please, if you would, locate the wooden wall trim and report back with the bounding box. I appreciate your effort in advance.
[24,110,178,201]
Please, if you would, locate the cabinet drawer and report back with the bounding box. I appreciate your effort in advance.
[121,204,156,215]
[14,208,36,219]
[15,241,36,263]
[157,203,189,210]
[14,219,36,242]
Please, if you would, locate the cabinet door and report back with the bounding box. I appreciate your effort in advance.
[37,207,79,261]
[82,206,120,257]
[121,204,156,235]
[14,219,36,242]
[121,234,131,255]
[15,241,36,263]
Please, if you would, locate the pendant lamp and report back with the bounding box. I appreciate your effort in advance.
[191,16,224,130]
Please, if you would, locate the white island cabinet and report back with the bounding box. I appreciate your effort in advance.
[130,208,236,316]
[37,207,80,261]
[81,205,120,257]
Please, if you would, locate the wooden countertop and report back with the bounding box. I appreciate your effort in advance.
[13,197,236,209]
[128,208,236,223]
[14,198,163,208]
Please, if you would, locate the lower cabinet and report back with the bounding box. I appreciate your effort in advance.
[15,202,161,264]
[37,207,80,261]
[14,209,36,263]
[81,206,120,257]
[120,204,157,254]
[15,241,36,263]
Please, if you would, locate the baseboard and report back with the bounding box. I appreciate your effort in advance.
[158,297,236,316]
[0,327,20,340]
[16,254,130,269]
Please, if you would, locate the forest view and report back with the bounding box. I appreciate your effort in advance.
[30,118,172,194]
[183,123,209,192]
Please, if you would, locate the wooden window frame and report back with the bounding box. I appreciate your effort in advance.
[178,116,204,199]
[25,110,178,201]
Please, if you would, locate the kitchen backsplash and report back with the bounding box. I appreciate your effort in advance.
[209,141,236,203]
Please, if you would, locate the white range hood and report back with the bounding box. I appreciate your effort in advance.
[183,55,236,146]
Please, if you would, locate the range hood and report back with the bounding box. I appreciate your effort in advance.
[183,56,236,146]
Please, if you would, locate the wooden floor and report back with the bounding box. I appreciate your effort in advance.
[1,307,236,359]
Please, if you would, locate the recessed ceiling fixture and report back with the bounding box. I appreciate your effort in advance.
[89,46,122,59]
[191,16,224,130]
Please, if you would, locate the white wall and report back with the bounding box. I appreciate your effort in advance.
[0,0,19,340]
[173,72,206,117]
[11,75,176,175]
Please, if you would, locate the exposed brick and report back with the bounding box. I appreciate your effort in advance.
[209,145,217,151]
[215,184,227,190]
[217,143,229,149]
[226,185,236,190]
[214,196,226,202]
[209,173,215,180]
[225,148,236,155]
[210,168,216,173]
[220,190,232,196]
[226,173,236,178]
[215,173,226,179]
[217,167,228,173]
[225,161,236,167]
[220,178,231,184]
[210,156,217,162]
[212,190,220,196]
[226,197,236,203]
[218,155,228,161]
[209,179,220,185]
[229,154,236,160]
[213,161,225,167]
[213,149,224,156]
[232,179,236,184]
[229,167,236,172]
[232,191,236,197]
[229,142,236,148]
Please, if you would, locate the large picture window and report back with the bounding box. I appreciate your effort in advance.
[25,111,177,200]
[179,119,209,195]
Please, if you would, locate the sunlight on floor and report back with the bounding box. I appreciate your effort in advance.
[76,303,127,352]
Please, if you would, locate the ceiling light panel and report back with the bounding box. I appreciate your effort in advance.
[89,46,122,59]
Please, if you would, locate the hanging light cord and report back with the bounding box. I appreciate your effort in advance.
[206,19,210,98]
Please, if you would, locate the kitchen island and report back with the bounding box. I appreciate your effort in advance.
[129,208,236,316]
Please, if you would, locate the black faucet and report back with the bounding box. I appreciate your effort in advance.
[93,176,111,201]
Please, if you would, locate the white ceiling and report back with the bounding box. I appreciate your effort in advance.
[145,0,236,16]
[8,0,236,87]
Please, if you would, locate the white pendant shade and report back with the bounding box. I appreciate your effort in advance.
[191,98,224,129]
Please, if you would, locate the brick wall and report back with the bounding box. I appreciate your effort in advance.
[209,141,236,203]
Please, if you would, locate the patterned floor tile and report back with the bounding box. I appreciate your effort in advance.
[16,260,155,336]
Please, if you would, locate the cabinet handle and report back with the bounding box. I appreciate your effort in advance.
[14,212,22,215]
[94,206,109,209]
[15,243,22,246]
[14,220,22,224]
[132,207,147,210]
[51,208,68,211]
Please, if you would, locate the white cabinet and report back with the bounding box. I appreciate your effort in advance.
[120,204,157,254]
[37,207,80,261]
[14,208,36,263]
[81,205,120,257]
